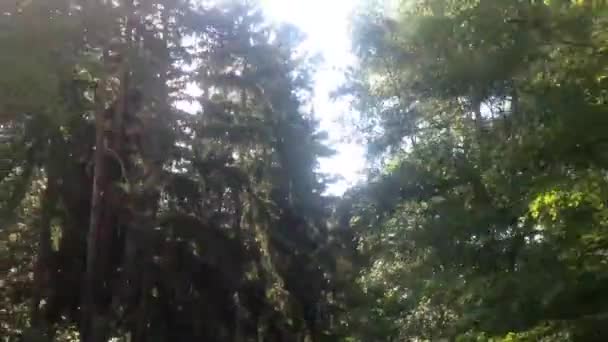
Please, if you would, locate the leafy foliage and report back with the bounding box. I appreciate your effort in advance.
[340,0,608,341]
[4,0,608,341]
[0,1,339,341]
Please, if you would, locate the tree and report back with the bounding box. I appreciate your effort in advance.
[0,1,339,341]
[341,0,608,341]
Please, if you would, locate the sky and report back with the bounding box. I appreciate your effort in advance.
[261,0,366,195]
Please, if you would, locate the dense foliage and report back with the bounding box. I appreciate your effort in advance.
[1,1,340,341]
[339,0,608,341]
[3,0,608,341]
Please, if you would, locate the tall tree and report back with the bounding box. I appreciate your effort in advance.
[0,1,339,341]
[341,0,608,341]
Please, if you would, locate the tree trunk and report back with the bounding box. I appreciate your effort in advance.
[82,0,135,339]
[133,264,150,342]
[81,78,110,342]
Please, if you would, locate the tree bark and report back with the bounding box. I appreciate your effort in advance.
[81,78,109,342]
[82,0,135,339]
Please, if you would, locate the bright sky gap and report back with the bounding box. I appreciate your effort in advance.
[178,0,367,195]
[262,0,365,195]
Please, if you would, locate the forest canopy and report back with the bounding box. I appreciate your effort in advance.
[1,0,608,341]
